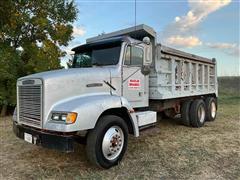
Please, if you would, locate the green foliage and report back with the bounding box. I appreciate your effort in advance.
[218,77,240,97]
[0,0,77,108]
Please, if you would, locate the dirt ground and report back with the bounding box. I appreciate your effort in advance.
[0,95,239,180]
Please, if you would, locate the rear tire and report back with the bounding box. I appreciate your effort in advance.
[205,97,217,121]
[190,99,206,128]
[86,115,128,169]
[180,101,192,126]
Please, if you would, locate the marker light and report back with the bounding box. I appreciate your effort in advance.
[66,112,78,124]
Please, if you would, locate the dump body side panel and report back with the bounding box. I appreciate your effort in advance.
[149,44,217,100]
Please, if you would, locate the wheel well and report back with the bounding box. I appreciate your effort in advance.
[202,93,217,99]
[99,107,134,135]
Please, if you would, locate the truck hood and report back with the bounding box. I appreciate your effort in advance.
[19,68,111,81]
[18,68,112,118]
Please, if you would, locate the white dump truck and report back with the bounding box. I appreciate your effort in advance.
[13,24,218,168]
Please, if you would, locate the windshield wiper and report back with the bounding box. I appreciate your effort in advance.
[103,80,116,91]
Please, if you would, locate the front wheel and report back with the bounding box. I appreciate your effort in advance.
[86,115,128,169]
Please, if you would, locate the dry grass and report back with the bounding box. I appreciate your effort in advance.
[0,94,240,180]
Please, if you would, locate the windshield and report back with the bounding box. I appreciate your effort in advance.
[72,43,121,68]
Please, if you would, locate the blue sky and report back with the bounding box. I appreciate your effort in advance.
[64,0,239,76]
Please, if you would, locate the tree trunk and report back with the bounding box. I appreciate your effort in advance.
[0,105,7,117]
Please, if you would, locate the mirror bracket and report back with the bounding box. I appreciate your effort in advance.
[141,65,151,75]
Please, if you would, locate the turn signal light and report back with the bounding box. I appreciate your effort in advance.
[66,112,78,124]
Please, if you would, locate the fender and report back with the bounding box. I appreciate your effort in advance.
[44,94,139,136]
[120,97,139,136]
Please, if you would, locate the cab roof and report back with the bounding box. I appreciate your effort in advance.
[86,24,156,44]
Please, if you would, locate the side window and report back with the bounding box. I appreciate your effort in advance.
[124,46,143,66]
[131,46,143,66]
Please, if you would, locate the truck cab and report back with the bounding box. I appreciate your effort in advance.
[71,36,152,108]
[13,24,218,169]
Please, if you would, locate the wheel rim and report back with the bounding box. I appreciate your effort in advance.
[198,104,206,123]
[102,126,124,161]
[211,101,216,118]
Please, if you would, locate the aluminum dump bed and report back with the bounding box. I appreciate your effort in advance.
[149,44,217,100]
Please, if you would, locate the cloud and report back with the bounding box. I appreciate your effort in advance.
[181,0,231,32]
[162,0,232,48]
[166,35,202,48]
[206,42,239,56]
[206,42,236,49]
[72,26,86,36]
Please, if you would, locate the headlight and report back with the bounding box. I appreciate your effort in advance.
[51,112,77,124]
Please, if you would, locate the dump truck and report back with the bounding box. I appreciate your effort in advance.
[13,24,218,168]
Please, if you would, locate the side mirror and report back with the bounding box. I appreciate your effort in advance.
[144,45,152,65]
[142,37,152,75]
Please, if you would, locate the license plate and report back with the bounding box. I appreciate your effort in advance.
[24,132,32,144]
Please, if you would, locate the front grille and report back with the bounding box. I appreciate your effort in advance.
[18,84,42,128]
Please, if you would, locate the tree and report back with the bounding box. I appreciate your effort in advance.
[0,0,78,116]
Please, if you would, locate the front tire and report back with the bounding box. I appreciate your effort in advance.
[86,115,128,169]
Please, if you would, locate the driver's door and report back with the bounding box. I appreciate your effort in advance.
[122,45,149,108]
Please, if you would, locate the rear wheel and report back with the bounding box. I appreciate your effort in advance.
[190,99,206,128]
[205,97,217,121]
[180,100,192,126]
[86,115,128,169]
